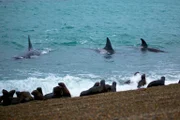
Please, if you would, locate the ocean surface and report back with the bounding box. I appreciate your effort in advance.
[0,0,180,96]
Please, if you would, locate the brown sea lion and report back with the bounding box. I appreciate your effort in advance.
[31,90,44,100]
[80,82,100,96]
[16,91,33,103]
[90,79,107,94]
[137,74,146,88]
[58,82,71,97]
[53,86,63,98]
[147,76,165,88]
[80,80,107,97]
[178,80,180,84]
[1,89,15,106]
[36,87,43,95]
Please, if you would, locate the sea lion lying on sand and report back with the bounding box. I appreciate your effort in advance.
[31,90,44,100]
[1,89,15,106]
[80,80,107,97]
[147,76,165,88]
[44,86,64,99]
[16,91,33,103]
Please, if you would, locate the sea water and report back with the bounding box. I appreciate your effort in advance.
[0,0,180,96]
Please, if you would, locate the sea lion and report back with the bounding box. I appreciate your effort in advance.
[0,96,2,103]
[178,80,180,84]
[147,76,165,88]
[44,93,54,100]
[137,74,146,88]
[36,87,43,95]
[1,89,15,106]
[140,38,165,53]
[53,86,63,98]
[80,80,107,97]
[105,81,117,92]
[93,82,100,87]
[16,91,33,103]
[58,82,71,97]
[111,81,117,92]
[31,90,44,100]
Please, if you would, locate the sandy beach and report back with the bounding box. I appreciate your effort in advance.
[0,84,180,120]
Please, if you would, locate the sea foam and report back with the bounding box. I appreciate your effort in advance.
[0,73,178,97]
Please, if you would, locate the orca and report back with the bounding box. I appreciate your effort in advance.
[14,35,41,59]
[140,38,165,53]
[97,37,115,55]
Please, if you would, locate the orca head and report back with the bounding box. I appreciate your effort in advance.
[103,37,114,54]
[140,38,148,48]
[28,35,33,51]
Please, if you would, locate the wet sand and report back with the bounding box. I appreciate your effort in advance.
[0,84,180,120]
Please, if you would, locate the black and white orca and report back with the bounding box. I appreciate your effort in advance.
[14,35,42,59]
[97,37,115,55]
[140,38,165,53]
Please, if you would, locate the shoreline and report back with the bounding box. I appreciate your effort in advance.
[0,84,180,120]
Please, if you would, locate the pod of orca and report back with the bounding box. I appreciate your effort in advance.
[13,35,166,60]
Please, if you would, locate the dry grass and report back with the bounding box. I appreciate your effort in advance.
[0,84,180,120]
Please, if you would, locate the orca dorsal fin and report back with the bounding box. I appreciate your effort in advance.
[28,35,33,51]
[141,38,148,48]
[104,37,114,51]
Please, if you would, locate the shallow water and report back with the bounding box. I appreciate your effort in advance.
[0,0,180,96]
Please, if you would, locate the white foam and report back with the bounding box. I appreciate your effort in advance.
[41,48,52,54]
[0,73,179,97]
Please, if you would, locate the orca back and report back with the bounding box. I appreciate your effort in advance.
[28,35,33,51]
[141,38,148,48]
[103,37,114,54]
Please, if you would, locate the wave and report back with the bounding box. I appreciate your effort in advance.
[0,73,178,97]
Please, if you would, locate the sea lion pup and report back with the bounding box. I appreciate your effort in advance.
[31,90,44,100]
[16,91,33,103]
[58,82,71,97]
[147,76,165,88]
[137,74,146,88]
[1,89,15,106]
